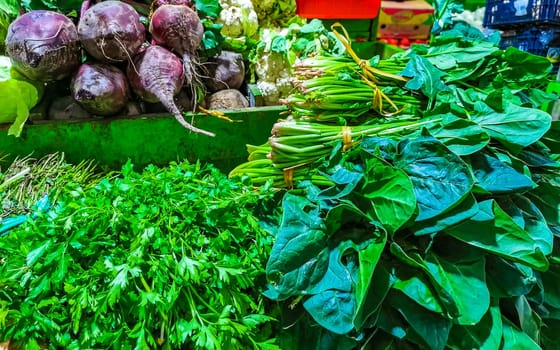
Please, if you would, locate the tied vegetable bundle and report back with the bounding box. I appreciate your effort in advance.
[231,22,560,349]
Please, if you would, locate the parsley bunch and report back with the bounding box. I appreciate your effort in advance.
[0,161,281,349]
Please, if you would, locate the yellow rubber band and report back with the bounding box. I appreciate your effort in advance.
[342,126,353,151]
[331,22,408,116]
[283,167,294,189]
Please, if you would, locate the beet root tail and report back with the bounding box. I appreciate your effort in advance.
[155,88,215,137]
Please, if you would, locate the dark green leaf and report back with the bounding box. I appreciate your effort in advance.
[426,113,490,155]
[501,47,552,90]
[511,196,554,256]
[401,54,448,106]
[541,264,560,309]
[354,234,387,329]
[308,241,355,295]
[485,256,537,298]
[526,177,560,226]
[354,262,392,330]
[394,136,474,221]
[501,316,541,350]
[266,193,327,278]
[361,155,416,234]
[517,147,560,168]
[424,252,490,325]
[303,290,355,335]
[412,194,479,236]
[472,102,551,153]
[393,265,444,314]
[426,41,499,71]
[389,243,459,318]
[447,305,502,350]
[541,120,560,154]
[388,291,452,350]
[445,200,549,271]
[469,152,536,194]
[513,295,542,343]
[541,318,560,350]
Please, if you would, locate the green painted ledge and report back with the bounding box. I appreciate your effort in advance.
[0,106,285,172]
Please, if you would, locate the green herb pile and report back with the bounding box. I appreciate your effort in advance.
[231,22,560,349]
[0,161,281,349]
[1,153,106,219]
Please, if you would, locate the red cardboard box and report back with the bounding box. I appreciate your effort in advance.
[377,0,434,40]
[296,0,381,19]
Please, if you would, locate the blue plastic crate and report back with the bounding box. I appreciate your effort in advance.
[483,0,560,29]
[500,27,560,56]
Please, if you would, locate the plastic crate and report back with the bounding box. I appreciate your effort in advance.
[483,0,560,29]
[500,26,560,57]
[296,0,381,19]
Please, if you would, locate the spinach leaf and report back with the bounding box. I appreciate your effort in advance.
[389,242,459,318]
[485,256,537,298]
[500,47,553,90]
[388,291,452,350]
[527,176,560,226]
[447,305,503,350]
[354,261,392,330]
[501,317,541,350]
[423,252,489,325]
[512,295,542,343]
[361,155,416,234]
[412,194,479,236]
[472,102,552,153]
[303,290,355,335]
[541,120,560,154]
[392,265,444,314]
[354,234,387,329]
[266,193,327,279]
[426,113,490,156]
[425,41,499,71]
[445,200,549,271]
[540,319,560,350]
[512,196,554,256]
[394,136,474,221]
[400,54,448,107]
[541,264,560,309]
[469,151,536,194]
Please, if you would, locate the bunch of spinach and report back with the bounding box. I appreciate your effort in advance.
[0,161,282,349]
[263,24,560,349]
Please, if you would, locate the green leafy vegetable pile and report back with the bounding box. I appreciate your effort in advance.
[232,23,560,349]
[0,153,105,219]
[0,161,281,349]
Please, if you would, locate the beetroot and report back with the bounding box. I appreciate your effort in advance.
[204,51,246,93]
[71,62,130,116]
[127,45,215,137]
[5,10,81,82]
[149,4,204,100]
[78,1,145,63]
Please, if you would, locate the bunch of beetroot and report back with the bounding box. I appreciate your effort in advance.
[4,0,246,136]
